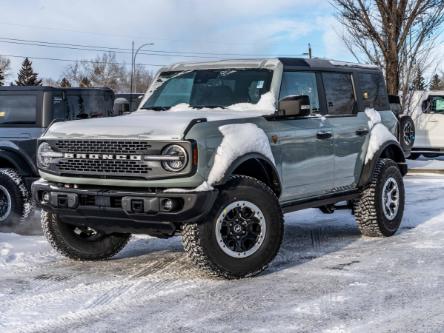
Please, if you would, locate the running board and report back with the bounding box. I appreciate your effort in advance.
[281,191,360,214]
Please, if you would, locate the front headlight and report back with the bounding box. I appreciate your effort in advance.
[37,142,63,168]
[161,144,188,172]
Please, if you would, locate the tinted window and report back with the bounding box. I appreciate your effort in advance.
[279,72,320,114]
[322,72,356,115]
[52,94,65,120]
[65,92,114,120]
[0,94,37,125]
[358,73,389,110]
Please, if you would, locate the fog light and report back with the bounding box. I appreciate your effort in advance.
[42,192,50,203]
[162,199,174,211]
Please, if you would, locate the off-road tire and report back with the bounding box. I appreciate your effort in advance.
[182,176,284,279]
[41,211,131,260]
[0,168,33,226]
[354,159,405,237]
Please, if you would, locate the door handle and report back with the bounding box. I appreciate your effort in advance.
[317,131,333,140]
[356,128,369,136]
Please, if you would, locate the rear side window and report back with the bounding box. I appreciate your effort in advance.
[0,94,37,125]
[358,73,389,110]
[279,72,320,114]
[322,72,356,115]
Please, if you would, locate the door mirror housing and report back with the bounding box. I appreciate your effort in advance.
[278,95,311,117]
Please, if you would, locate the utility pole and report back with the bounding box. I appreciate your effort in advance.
[303,43,312,59]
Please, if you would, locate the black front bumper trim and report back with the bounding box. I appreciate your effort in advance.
[32,180,218,234]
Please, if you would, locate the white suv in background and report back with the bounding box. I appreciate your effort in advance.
[407,91,444,159]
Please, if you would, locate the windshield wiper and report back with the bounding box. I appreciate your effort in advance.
[191,105,227,109]
[141,106,171,111]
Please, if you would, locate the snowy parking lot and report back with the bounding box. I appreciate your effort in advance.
[1,174,444,332]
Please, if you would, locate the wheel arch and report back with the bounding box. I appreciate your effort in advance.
[0,149,36,176]
[217,153,282,197]
[358,140,407,188]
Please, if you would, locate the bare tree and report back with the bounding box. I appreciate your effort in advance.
[0,56,11,86]
[332,0,444,98]
[63,52,153,93]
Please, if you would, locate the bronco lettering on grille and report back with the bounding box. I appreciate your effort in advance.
[63,153,142,160]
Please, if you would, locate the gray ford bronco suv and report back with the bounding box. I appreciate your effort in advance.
[32,58,407,278]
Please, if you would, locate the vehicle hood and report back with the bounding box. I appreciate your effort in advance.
[43,109,265,140]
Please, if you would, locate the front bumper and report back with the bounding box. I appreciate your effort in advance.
[32,179,218,235]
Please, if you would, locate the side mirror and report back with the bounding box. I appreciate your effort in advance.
[278,95,311,117]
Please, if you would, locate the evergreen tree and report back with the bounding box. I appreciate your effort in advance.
[15,58,42,86]
[79,77,92,88]
[60,77,71,88]
[0,67,4,86]
[430,74,443,91]
[412,68,426,91]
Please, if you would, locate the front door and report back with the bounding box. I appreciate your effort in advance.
[277,71,334,202]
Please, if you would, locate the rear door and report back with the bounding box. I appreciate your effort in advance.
[321,72,370,190]
[277,71,335,202]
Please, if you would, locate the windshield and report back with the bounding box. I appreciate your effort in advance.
[142,69,273,110]
[430,96,444,113]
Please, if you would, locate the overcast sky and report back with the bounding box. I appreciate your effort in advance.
[0,0,442,86]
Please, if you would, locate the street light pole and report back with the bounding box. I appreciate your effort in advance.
[131,41,154,94]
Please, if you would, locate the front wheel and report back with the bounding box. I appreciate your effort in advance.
[182,176,284,279]
[354,159,405,237]
[41,211,131,260]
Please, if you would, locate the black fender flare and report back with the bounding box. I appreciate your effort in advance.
[358,140,407,188]
[0,148,36,176]
[216,153,282,196]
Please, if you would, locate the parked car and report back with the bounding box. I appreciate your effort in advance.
[0,86,115,225]
[406,90,444,159]
[32,58,407,278]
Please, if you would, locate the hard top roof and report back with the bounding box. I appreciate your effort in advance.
[0,86,114,92]
[159,57,380,72]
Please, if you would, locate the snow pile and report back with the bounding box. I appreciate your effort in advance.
[364,108,398,164]
[169,92,275,115]
[166,123,274,192]
[207,123,275,185]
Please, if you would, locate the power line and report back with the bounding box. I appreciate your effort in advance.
[0,36,306,59]
[0,53,166,67]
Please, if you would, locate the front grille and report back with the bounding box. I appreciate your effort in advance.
[54,140,152,154]
[58,159,150,175]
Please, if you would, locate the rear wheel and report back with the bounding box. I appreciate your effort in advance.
[182,176,284,279]
[354,159,405,237]
[41,211,131,260]
[0,169,33,226]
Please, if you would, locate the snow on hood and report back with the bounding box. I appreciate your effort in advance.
[169,92,275,114]
[364,108,397,164]
[44,109,266,141]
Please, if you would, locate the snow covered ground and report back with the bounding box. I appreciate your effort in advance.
[408,155,444,173]
[1,175,444,332]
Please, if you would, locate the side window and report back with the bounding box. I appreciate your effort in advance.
[322,72,356,115]
[430,96,444,113]
[0,94,37,125]
[358,73,390,110]
[279,72,320,114]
